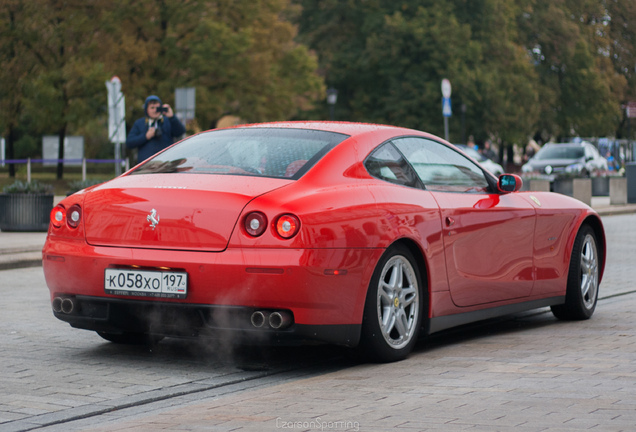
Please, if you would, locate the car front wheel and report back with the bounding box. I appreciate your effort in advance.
[359,245,424,362]
[551,225,599,320]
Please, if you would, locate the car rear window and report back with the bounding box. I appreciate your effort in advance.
[131,128,348,179]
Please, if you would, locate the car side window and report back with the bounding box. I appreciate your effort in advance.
[365,142,420,187]
[393,137,491,193]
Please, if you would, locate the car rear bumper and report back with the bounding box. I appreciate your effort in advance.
[43,238,383,342]
[51,295,362,346]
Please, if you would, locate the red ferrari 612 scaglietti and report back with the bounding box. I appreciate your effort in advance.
[43,122,605,362]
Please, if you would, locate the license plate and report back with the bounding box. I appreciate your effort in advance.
[105,268,188,299]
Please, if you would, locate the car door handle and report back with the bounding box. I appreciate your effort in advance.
[445,216,455,227]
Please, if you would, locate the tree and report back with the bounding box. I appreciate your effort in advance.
[295,0,539,148]
[0,1,38,177]
[452,0,540,152]
[519,0,625,140]
[16,0,109,179]
[0,0,324,176]
[102,0,324,132]
[604,0,636,138]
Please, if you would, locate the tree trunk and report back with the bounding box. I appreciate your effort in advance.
[7,123,16,178]
[56,125,66,179]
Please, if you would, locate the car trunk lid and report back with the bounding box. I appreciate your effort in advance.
[83,174,290,251]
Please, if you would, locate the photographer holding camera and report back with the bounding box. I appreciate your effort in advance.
[126,95,186,163]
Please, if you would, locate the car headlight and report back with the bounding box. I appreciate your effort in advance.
[521,164,532,173]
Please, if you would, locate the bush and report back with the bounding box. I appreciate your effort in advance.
[2,180,54,194]
[67,179,104,195]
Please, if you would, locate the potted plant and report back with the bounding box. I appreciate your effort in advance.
[0,180,54,232]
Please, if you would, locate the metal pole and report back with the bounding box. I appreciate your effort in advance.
[82,158,87,181]
[461,104,466,144]
[27,158,31,183]
[444,117,449,142]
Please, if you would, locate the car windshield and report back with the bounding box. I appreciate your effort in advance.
[535,145,585,160]
[131,128,348,179]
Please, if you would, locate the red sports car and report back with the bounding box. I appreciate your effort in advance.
[43,122,605,362]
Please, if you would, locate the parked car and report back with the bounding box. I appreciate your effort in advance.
[521,141,608,177]
[43,122,605,362]
[455,144,504,176]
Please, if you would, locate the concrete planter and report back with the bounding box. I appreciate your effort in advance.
[528,179,550,192]
[0,194,54,232]
[552,178,591,206]
[627,162,636,204]
[520,178,550,192]
[591,177,610,197]
[610,177,627,205]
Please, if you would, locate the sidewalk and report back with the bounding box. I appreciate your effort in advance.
[1,197,635,271]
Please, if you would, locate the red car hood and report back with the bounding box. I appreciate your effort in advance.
[83,174,290,251]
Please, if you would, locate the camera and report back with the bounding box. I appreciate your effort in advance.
[156,106,168,113]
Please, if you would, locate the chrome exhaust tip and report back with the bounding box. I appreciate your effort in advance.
[250,311,266,328]
[269,311,292,329]
[52,297,63,313]
[61,298,75,314]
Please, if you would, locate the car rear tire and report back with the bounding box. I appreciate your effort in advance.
[97,331,164,345]
[359,245,424,362]
[551,225,599,320]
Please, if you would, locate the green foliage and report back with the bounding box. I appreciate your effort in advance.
[0,0,634,172]
[295,0,634,144]
[102,0,323,129]
[2,180,54,195]
[0,0,324,175]
[66,179,104,195]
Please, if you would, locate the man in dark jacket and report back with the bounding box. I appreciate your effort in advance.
[126,95,186,163]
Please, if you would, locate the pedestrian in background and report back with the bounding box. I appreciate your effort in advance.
[481,139,497,161]
[126,95,186,163]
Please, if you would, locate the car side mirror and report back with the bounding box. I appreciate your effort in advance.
[497,174,523,193]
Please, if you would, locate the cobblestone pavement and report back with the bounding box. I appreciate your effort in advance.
[60,294,636,432]
[0,214,634,432]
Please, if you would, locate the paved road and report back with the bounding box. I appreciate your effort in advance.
[1,214,635,431]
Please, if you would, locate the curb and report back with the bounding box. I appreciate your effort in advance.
[0,251,43,271]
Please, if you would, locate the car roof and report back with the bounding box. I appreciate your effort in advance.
[226,121,418,137]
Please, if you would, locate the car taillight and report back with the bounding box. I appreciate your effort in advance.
[50,206,66,229]
[245,212,267,237]
[276,214,300,239]
[67,204,82,229]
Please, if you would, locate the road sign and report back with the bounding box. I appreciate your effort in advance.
[442,97,452,117]
[627,101,636,119]
[441,79,452,142]
[106,76,126,175]
[175,87,196,124]
[441,79,452,98]
[106,76,126,143]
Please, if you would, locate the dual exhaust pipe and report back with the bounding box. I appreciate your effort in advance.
[52,297,291,330]
[250,310,293,330]
[52,296,76,315]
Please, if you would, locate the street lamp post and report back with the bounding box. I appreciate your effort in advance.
[326,88,338,121]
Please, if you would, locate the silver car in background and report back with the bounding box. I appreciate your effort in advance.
[522,142,608,177]
[455,144,504,176]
